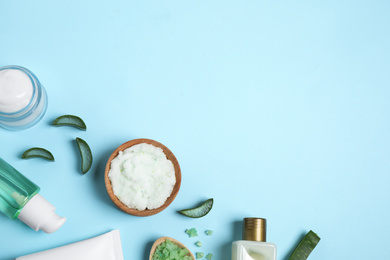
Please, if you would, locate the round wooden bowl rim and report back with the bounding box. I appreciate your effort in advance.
[104,138,181,216]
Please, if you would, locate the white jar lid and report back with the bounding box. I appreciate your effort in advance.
[0,68,33,113]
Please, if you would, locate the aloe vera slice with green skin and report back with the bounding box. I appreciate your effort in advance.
[76,137,92,174]
[22,147,54,161]
[53,115,87,130]
[289,230,320,260]
[179,198,213,218]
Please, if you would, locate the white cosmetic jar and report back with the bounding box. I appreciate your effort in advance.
[0,65,48,130]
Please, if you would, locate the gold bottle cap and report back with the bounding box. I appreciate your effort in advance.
[243,217,267,242]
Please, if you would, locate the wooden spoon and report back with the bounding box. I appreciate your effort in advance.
[104,138,181,216]
[149,237,195,260]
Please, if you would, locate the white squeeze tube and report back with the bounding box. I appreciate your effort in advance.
[15,230,124,260]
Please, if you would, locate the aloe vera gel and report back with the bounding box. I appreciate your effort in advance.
[0,158,65,233]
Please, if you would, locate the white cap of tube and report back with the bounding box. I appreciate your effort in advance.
[17,194,66,234]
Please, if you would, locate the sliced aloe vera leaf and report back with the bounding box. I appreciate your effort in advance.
[22,147,54,161]
[179,198,213,218]
[52,115,87,130]
[289,230,320,260]
[75,137,92,174]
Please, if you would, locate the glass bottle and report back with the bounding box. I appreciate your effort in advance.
[0,158,65,233]
[232,218,276,260]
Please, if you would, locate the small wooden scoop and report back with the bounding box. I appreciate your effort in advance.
[149,237,195,260]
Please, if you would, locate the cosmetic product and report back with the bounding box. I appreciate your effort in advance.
[0,65,47,130]
[0,157,65,233]
[16,230,124,260]
[232,218,276,260]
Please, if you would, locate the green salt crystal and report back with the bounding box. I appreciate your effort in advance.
[206,253,213,260]
[196,252,204,259]
[205,230,213,236]
[185,228,198,238]
[152,239,192,260]
[195,241,202,247]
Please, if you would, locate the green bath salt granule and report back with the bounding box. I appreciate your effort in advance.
[205,253,213,260]
[185,228,198,238]
[152,240,192,260]
[205,230,213,236]
[195,241,202,247]
[196,252,204,259]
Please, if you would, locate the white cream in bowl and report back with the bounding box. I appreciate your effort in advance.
[108,143,176,211]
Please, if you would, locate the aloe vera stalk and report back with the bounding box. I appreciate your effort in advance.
[289,230,320,260]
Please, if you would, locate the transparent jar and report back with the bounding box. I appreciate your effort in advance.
[0,65,48,130]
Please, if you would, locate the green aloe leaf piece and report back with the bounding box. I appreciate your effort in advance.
[289,230,320,260]
[75,137,92,174]
[179,198,213,218]
[53,115,87,130]
[22,147,54,161]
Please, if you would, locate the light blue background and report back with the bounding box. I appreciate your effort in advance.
[1,1,390,259]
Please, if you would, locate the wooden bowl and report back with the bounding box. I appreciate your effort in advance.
[149,237,195,260]
[104,138,181,216]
